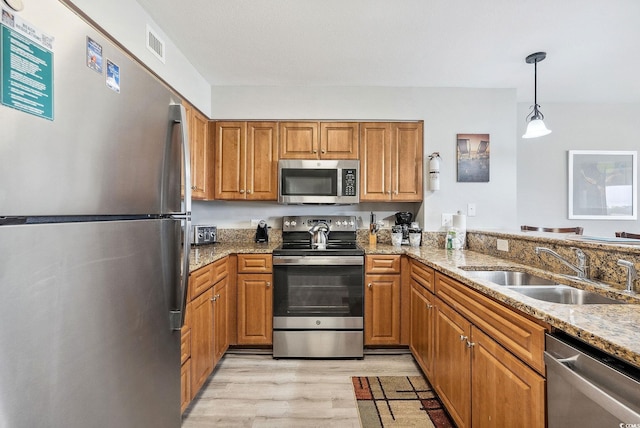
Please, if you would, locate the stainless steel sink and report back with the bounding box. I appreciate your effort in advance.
[463,269,627,304]
[507,285,626,305]
[464,270,556,286]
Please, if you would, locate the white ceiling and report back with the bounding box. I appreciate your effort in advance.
[136,0,640,103]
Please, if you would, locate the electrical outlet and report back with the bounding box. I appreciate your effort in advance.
[497,239,509,252]
[467,203,477,217]
[441,213,453,227]
[250,219,261,227]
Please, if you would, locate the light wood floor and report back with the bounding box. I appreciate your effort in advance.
[182,351,421,428]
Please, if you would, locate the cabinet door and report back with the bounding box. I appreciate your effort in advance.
[364,274,400,345]
[278,122,319,159]
[190,287,214,396]
[470,326,545,428]
[320,122,359,159]
[246,122,278,200]
[180,358,191,414]
[391,122,423,201]
[213,276,229,365]
[190,108,212,200]
[434,298,472,428]
[410,282,435,379]
[237,273,273,344]
[214,121,247,199]
[360,123,392,201]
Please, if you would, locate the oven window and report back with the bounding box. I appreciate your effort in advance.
[273,265,363,317]
[281,169,337,196]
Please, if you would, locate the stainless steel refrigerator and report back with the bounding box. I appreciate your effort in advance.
[0,1,191,427]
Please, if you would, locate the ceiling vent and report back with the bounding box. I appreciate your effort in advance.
[146,24,166,63]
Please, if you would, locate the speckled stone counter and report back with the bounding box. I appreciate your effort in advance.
[188,231,640,370]
[188,242,279,272]
[362,242,640,369]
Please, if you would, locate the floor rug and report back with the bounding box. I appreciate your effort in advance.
[352,376,455,428]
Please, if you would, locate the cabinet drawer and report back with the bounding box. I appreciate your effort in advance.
[435,272,548,374]
[189,264,214,301]
[410,259,435,293]
[211,256,229,283]
[238,254,272,273]
[181,328,191,364]
[365,255,401,274]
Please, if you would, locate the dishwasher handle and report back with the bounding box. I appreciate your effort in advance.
[544,351,640,423]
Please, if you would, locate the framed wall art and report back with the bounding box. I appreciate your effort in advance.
[456,133,490,182]
[568,150,637,220]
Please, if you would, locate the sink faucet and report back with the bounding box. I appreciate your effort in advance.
[535,247,589,279]
[617,259,637,293]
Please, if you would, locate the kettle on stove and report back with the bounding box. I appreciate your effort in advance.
[309,221,329,250]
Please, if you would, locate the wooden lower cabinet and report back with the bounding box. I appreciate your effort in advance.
[182,257,230,412]
[190,287,214,395]
[364,255,401,346]
[237,273,273,344]
[365,273,401,345]
[213,276,229,365]
[410,280,435,379]
[180,358,191,414]
[434,297,472,427]
[237,254,273,345]
[408,259,546,428]
[471,327,545,428]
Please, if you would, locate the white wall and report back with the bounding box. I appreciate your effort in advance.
[517,103,640,237]
[195,86,518,231]
[66,0,211,115]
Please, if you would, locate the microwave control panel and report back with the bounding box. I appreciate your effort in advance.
[342,169,357,196]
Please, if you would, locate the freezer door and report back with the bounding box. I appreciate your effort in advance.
[0,220,181,428]
[0,1,184,216]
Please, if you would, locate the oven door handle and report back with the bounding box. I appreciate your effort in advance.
[273,255,363,266]
[544,351,640,422]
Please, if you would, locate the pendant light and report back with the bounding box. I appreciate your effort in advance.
[522,51,552,139]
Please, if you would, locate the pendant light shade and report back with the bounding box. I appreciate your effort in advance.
[522,52,552,139]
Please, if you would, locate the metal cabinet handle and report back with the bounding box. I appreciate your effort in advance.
[266,282,271,288]
[466,340,476,348]
[426,303,433,309]
[321,149,326,154]
[239,189,245,193]
[246,190,252,194]
[211,296,217,302]
[460,335,468,341]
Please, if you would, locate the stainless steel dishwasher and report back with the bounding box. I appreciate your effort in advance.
[545,333,640,427]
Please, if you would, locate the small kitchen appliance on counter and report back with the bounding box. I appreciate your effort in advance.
[192,225,217,245]
[394,211,413,245]
[255,220,269,243]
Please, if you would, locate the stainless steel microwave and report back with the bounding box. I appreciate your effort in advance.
[278,159,359,204]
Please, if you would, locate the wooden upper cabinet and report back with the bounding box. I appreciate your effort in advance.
[183,101,213,200]
[319,122,359,159]
[279,122,319,159]
[392,122,423,201]
[246,122,278,200]
[214,121,278,200]
[359,123,392,201]
[360,122,423,202]
[279,121,358,159]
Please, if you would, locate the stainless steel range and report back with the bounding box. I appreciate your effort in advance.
[272,215,364,358]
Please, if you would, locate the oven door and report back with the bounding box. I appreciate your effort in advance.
[272,255,363,329]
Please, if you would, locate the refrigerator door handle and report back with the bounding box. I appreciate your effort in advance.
[169,103,191,331]
[169,104,192,215]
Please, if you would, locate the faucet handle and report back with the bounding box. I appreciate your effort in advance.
[617,259,637,293]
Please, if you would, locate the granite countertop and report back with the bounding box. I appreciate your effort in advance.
[188,241,640,369]
[365,243,640,369]
[188,242,279,272]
